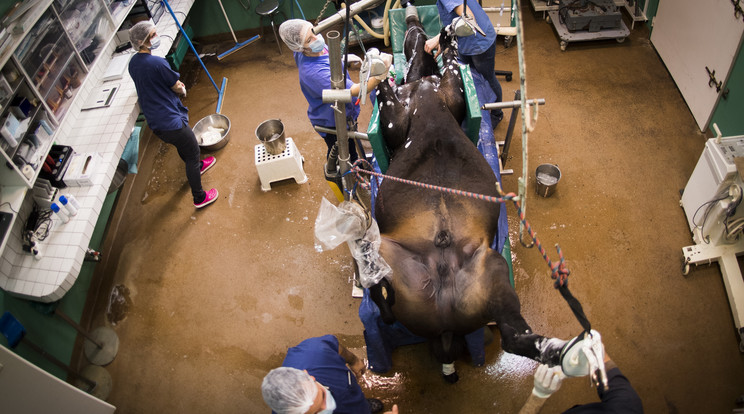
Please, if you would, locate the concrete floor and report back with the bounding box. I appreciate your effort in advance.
[79,6,744,414]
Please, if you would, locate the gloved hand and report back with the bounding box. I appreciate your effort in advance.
[532,364,565,399]
[379,52,392,69]
[560,329,608,389]
[373,53,393,81]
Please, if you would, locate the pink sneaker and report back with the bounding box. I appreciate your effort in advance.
[194,188,218,209]
[200,156,216,175]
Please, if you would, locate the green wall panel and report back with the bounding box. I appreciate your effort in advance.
[0,191,118,382]
[710,44,744,136]
[189,0,332,38]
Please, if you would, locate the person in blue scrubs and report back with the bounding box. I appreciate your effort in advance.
[128,21,218,209]
[262,335,398,413]
[424,0,505,127]
[279,20,390,163]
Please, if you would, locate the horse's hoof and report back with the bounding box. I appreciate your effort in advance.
[443,372,459,383]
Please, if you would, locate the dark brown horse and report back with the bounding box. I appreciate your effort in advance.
[369,7,569,382]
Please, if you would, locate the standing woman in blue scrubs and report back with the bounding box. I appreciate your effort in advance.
[128,21,218,209]
[424,0,505,127]
[278,19,390,163]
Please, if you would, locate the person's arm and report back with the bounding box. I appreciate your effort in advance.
[338,343,366,379]
[424,34,441,56]
[349,76,384,98]
[518,394,549,414]
[595,354,644,413]
[384,404,399,414]
[518,364,565,414]
[171,80,186,96]
[349,52,392,97]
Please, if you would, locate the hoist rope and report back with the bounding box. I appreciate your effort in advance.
[350,159,569,287]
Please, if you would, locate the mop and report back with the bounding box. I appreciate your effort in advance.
[161,0,228,113]
[217,0,261,60]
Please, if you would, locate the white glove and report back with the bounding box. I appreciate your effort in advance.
[560,330,608,389]
[532,364,565,399]
[373,53,393,81]
[379,52,393,69]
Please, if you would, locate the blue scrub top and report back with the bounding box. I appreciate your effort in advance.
[294,49,361,129]
[437,0,496,56]
[129,53,188,131]
[281,335,370,414]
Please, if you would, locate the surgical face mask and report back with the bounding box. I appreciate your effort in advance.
[317,387,336,414]
[148,34,160,50]
[308,34,325,53]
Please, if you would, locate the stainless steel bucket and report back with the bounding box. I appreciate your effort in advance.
[536,164,561,197]
[255,119,286,155]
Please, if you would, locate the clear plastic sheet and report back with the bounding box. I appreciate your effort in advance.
[314,198,391,288]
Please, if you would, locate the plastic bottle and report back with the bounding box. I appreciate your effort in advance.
[50,203,70,224]
[65,194,81,211]
[58,195,78,216]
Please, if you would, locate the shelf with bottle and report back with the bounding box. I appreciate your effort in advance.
[0,61,24,114]
[108,0,136,25]
[15,16,72,98]
[10,107,56,185]
[0,101,57,191]
[0,0,55,70]
[0,81,41,156]
[44,58,83,120]
[55,0,115,67]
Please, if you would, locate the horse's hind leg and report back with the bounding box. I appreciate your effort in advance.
[492,290,567,366]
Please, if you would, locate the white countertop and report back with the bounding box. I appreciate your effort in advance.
[0,0,195,302]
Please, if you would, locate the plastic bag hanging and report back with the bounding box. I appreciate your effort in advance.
[314,198,392,287]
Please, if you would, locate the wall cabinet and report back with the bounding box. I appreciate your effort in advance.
[0,0,134,255]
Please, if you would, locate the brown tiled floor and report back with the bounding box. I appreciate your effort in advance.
[82,6,744,413]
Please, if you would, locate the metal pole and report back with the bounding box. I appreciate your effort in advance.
[53,309,103,349]
[482,98,545,111]
[315,126,368,140]
[327,31,352,201]
[160,0,228,113]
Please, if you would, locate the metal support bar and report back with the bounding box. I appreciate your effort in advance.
[313,0,386,34]
[500,89,522,168]
[323,89,354,104]
[161,0,228,114]
[53,309,103,349]
[326,31,353,201]
[314,126,369,141]
[682,238,744,351]
[482,98,545,111]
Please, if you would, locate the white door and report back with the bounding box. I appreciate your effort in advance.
[651,0,744,131]
[0,345,116,413]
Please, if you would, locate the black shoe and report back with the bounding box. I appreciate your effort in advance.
[443,371,459,383]
[367,398,384,413]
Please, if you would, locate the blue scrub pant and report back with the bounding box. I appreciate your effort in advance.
[460,40,504,126]
[153,122,206,204]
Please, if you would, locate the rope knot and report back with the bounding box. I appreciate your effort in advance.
[550,244,570,287]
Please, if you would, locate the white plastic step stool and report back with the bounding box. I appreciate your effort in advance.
[255,137,308,191]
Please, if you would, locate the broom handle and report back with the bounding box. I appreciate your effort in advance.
[217,0,239,43]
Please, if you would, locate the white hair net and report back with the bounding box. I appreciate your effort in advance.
[279,19,314,52]
[129,21,155,50]
[262,367,318,414]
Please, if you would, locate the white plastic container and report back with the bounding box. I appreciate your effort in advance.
[50,203,70,224]
[58,195,78,216]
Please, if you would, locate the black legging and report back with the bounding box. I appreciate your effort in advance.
[153,122,205,203]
